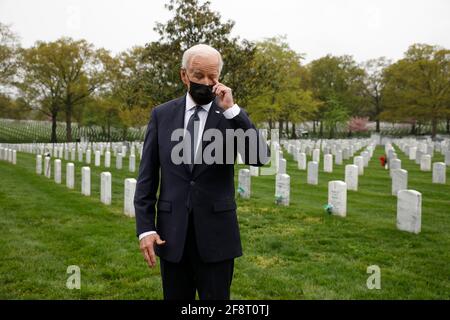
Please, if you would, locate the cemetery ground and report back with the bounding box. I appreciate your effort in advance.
[0,146,449,299]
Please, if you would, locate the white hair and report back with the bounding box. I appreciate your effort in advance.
[181,44,223,74]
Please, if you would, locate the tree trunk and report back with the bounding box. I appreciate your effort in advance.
[279,120,283,138]
[65,103,73,142]
[313,120,316,134]
[51,113,58,143]
[107,122,111,142]
[431,118,437,139]
[376,119,380,132]
[319,121,323,137]
[410,122,416,135]
[122,127,128,141]
[291,122,297,139]
[446,118,450,133]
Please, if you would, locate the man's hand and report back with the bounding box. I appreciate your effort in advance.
[212,82,234,110]
[140,233,166,268]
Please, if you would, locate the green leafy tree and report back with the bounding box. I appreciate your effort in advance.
[382,43,450,137]
[247,36,319,137]
[308,55,366,137]
[362,57,391,132]
[141,0,259,107]
[0,22,19,88]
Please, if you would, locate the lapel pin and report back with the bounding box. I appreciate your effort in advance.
[215,110,220,113]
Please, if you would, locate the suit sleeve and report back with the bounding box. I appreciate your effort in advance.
[134,108,160,237]
[225,105,271,167]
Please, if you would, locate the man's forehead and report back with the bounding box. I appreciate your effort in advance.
[189,55,220,71]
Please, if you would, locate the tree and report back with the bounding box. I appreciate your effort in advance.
[348,116,369,135]
[17,45,64,142]
[308,55,366,137]
[382,43,450,138]
[81,96,120,141]
[108,47,154,140]
[141,0,260,108]
[17,38,112,142]
[55,38,113,142]
[322,95,349,138]
[246,36,319,137]
[0,22,19,89]
[362,57,391,132]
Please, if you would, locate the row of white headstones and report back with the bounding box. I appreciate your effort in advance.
[237,137,449,234]
[25,141,144,173]
[35,154,136,218]
[237,138,373,211]
[385,139,449,234]
[0,147,17,164]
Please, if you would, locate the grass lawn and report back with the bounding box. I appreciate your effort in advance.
[0,145,449,299]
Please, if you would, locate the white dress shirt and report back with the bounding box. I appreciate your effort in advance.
[139,93,241,241]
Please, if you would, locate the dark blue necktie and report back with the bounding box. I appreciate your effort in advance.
[186,105,203,172]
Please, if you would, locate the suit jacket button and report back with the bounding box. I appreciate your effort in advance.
[190,180,195,186]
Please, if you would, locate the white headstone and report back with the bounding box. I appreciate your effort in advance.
[275,173,290,206]
[12,150,16,165]
[44,156,51,178]
[36,155,42,175]
[328,181,347,217]
[392,169,408,196]
[361,151,370,167]
[335,150,343,165]
[420,154,431,171]
[397,190,421,234]
[432,162,446,184]
[238,169,251,199]
[354,156,364,175]
[105,151,111,168]
[307,161,318,185]
[129,154,136,172]
[100,172,112,205]
[297,152,306,170]
[345,164,358,191]
[95,150,101,167]
[81,166,91,196]
[54,159,61,184]
[324,154,333,173]
[86,149,91,164]
[390,158,401,177]
[124,178,137,217]
[66,163,75,189]
[409,147,417,160]
[116,153,123,170]
[312,149,320,163]
[445,150,450,166]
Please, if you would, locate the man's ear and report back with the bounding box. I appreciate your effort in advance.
[180,68,189,87]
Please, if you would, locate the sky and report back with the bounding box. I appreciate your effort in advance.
[1,0,449,64]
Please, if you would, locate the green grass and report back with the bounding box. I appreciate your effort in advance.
[0,145,449,299]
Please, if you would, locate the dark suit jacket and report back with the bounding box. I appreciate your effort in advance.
[134,95,270,263]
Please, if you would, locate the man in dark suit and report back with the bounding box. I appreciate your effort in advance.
[134,44,270,300]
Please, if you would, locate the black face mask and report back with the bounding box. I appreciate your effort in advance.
[186,74,216,105]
